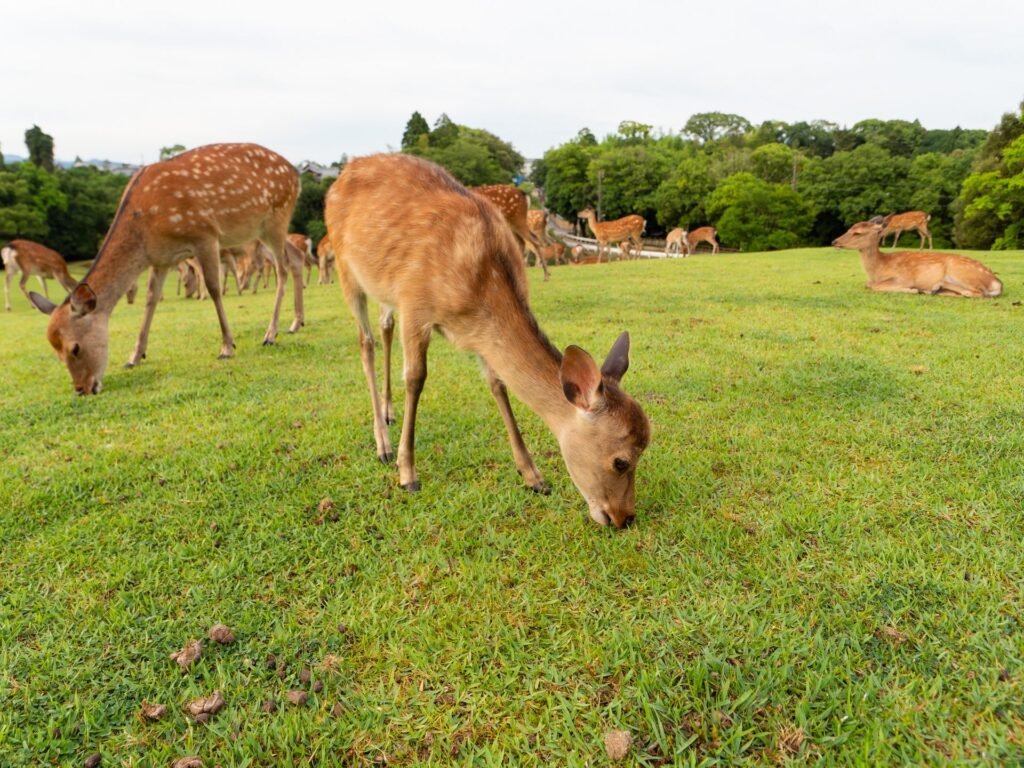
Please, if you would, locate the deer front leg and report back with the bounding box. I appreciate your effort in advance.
[287,250,305,334]
[485,363,549,494]
[36,275,50,298]
[262,249,289,345]
[380,305,396,425]
[396,319,431,491]
[194,247,235,359]
[125,266,169,368]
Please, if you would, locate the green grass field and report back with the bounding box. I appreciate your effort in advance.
[2,248,1023,766]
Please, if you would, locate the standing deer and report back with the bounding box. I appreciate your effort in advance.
[527,209,548,244]
[664,228,688,257]
[288,233,316,286]
[317,234,335,284]
[2,240,78,311]
[881,211,933,249]
[541,242,566,265]
[833,220,1001,297]
[471,184,551,280]
[685,227,719,255]
[29,143,304,395]
[326,154,650,528]
[577,208,645,263]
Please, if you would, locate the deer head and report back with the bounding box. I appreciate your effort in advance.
[833,220,884,250]
[30,284,109,395]
[558,332,650,528]
[577,207,595,220]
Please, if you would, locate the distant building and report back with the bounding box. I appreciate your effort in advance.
[295,161,340,181]
[72,157,140,176]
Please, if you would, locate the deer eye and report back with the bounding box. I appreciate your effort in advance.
[613,458,630,473]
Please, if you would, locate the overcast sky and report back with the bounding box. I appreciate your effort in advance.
[3,0,1022,165]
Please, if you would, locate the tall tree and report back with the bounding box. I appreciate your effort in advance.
[401,112,430,150]
[25,125,55,172]
[429,113,459,149]
[683,112,752,146]
[159,144,186,161]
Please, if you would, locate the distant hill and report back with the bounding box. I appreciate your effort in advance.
[1,155,124,169]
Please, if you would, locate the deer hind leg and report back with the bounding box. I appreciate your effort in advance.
[4,264,13,311]
[485,363,549,494]
[125,266,170,368]
[340,269,393,464]
[396,316,432,491]
[285,242,305,333]
[380,305,397,425]
[36,274,50,298]
[527,234,551,281]
[891,230,902,249]
[194,246,236,359]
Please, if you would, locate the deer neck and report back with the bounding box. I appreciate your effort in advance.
[858,239,889,279]
[82,223,148,311]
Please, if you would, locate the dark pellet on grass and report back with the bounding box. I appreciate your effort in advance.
[299,667,311,684]
[84,754,101,768]
[313,680,323,693]
[263,699,277,713]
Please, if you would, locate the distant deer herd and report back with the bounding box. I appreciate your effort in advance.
[2,143,1006,527]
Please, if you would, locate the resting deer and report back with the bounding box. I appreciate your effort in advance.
[833,220,1002,298]
[577,208,645,263]
[29,143,304,395]
[685,226,719,255]
[664,228,688,257]
[471,185,551,280]
[317,234,335,284]
[2,240,78,311]
[881,210,932,249]
[326,154,650,528]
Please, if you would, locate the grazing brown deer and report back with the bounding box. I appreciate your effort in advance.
[471,184,551,280]
[287,233,315,286]
[664,227,688,257]
[881,210,933,249]
[29,143,303,395]
[685,227,719,255]
[2,240,78,311]
[326,154,650,527]
[577,208,645,263]
[833,220,1002,297]
[317,234,335,284]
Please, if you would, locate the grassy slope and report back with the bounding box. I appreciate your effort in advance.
[1,249,1022,766]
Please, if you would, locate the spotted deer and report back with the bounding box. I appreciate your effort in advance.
[685,227,719,255]
[881,211,933,249]
[527,209,548,244]
[29,143,304,395]
[664,227,688,256]
[317,234,335,284]
[470,185,551,280]
[2,240,78,311]
[326,154,650,527]
[577,208,645,263]
[833,220,1001,297]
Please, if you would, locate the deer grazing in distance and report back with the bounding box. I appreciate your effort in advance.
[326,154,650,528]
[881,210,933,249]
[664,228,688,257]
[287,233,316,286]
[577,208,645,263]
[29,143,304,395]
[471,184,551,280]
[833,219,1001,298]
[317,234,335,284]
[685,227,719,255]
[2,240,78,311]
[541,242,566,265]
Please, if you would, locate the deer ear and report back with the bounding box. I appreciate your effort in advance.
[600,331,630,382]
[69,283,97,317]
[29,291,58,315]
[561,345,603,411]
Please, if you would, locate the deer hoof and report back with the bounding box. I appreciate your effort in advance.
[262,339,275,347]
[217,353,231,360]
[529,481,552,495]
[400,481,421,492]
[378,452,394,464]
[123,361,136,370]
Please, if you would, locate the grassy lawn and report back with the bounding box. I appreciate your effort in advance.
[1,247,1023,766]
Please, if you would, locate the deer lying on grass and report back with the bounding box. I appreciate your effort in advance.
[664,228,688,256]
[317,234,335,284]
[685,227,719,255]
[881,210,932,249]
[326,154,650,527]
[833,220,1002,297]
[29,143,304,395]
[577,208,645,263]
[471,184,551,280]
[2,240,78,311]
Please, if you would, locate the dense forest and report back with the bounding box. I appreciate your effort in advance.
[3,103,1023,261]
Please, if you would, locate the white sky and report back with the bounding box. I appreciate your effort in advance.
[3,0,1022,164]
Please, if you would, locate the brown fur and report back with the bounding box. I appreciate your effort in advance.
[471,184,550,280]
[881,210,932,249]
[833,220,1001,298]
[31,143,303,394]
[577,208,645,262]
[326,154,650,527]
[664,227,688,256]
[316,234,335,284]
[685,226,719,255]
[287,233,316,286]
[2,239,77,311]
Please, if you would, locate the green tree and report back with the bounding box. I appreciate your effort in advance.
[0,161,67,240]
[46,167,129,258]
[535,141,596,221]
[751,143,797,185]
[290,174,332,244]
[706,173,814,251]
[429,114,459,149]
[401,112,430,150]
[587,146,671,224]
[954,133,1024,249]
[906,151,974,247]
[25,125,55,172]
[683,112,752,146]
[617,121,653,144]
[654,155,714,229]
[850,119,926,158]
[159,144,186,161]
[404,117,524,186]
[575,127,598,147]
